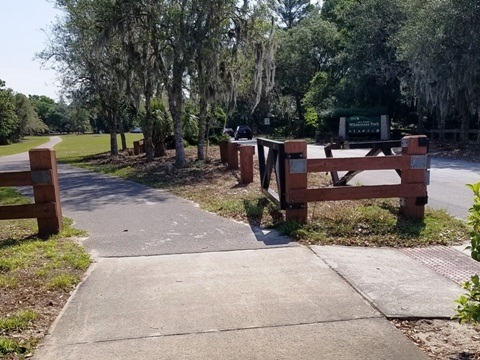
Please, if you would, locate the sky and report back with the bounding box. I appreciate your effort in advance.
[0,1,62,100]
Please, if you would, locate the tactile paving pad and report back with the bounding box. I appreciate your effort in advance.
[399,246,480,284]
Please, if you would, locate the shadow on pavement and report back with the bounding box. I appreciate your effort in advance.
[243,198,291,246]
[57,165,170,212]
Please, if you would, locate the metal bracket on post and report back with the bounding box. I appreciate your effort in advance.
[410,155,430,169]
[287,152,304,159]
[416,196,428,206]
[289,159,307,174]
[287,203,306,210]
[418,137,429,148]
[31,170,52,185]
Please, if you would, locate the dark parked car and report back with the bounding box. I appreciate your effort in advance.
[234,125,253,140]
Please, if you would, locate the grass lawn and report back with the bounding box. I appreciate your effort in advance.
[0,188,90,358]
[0,137,51,157]
[54,133,143,162]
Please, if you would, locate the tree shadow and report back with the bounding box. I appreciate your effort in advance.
[377,201,427,237]
[242,198,291,246]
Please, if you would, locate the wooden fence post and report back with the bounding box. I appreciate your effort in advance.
[133,140,141,155]
[219,140,229,163]
[239,145,254,184]
[400,135,429,220]
[227,142,239,170]
[29,149,63,237]
[284,140,308,223]
[133,139,145,155]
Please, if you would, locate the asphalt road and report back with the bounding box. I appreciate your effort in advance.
[242,138,480,220]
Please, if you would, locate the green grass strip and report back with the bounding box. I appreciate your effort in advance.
[0,136,51,157]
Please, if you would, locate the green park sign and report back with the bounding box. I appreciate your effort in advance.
[339,115,390,140]
[346,116,380,135]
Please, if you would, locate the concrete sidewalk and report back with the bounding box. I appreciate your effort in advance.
[34,247,428,360]
[4,140,475,359]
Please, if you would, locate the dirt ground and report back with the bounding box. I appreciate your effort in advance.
[392,140,480,359]
[393,319,479,359]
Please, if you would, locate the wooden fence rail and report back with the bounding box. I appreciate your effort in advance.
[0,149,62,237]
[258,135,429,223]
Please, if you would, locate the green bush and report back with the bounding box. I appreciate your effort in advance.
[454,182,480,324]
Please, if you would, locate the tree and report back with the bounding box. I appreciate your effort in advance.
[273,0,314,29]
[29,95,57,124]
[42,0,131,155]
[275,14,339,136]
[14,93,48,139]
[67,105,91,134]
[0,80,17,145]
[397,0,480,141]
[330,0,408,112]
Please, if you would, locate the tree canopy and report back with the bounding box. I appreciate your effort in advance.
[36,0,480,149]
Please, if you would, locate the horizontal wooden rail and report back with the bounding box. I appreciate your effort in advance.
[427,129,479,134]
[0,171,33,187]
[306,155,427,173]
[325,140,402,151]
[289,184,426,203]
[0,202,57,220]
[0,170,54,187]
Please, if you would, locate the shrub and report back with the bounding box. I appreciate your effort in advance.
[454,182,480,324]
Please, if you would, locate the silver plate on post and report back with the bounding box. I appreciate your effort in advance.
[410,155,430,169]
[31,170,52,185]
[425,170,430,185]
[289,159,307,174]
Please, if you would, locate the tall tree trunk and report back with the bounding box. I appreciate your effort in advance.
[196,58,208,161]
[169,66,186,167]
[118,115,127,151]
[153,135,166,157]
[459,91,470,143]
[144,83,155,162]
[108,110,119,156]
[153,123,166,157]
[197,91,207,161]
[295,94,305,138]
[437,107,445,141]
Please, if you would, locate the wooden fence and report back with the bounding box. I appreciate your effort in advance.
[0,149,62,237]
[426,129,479,141]
[258,135,429,222]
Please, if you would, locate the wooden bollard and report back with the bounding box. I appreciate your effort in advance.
[133,140,141,155]
[400,135,428,220]
[240,145,255,183]
[219,140,229,163]
[284,140,308,223]
[227,142,239,170]
[133,139,145,155]
[29,149,63,237]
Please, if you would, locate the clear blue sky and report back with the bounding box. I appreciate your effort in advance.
[0,1,62,100]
